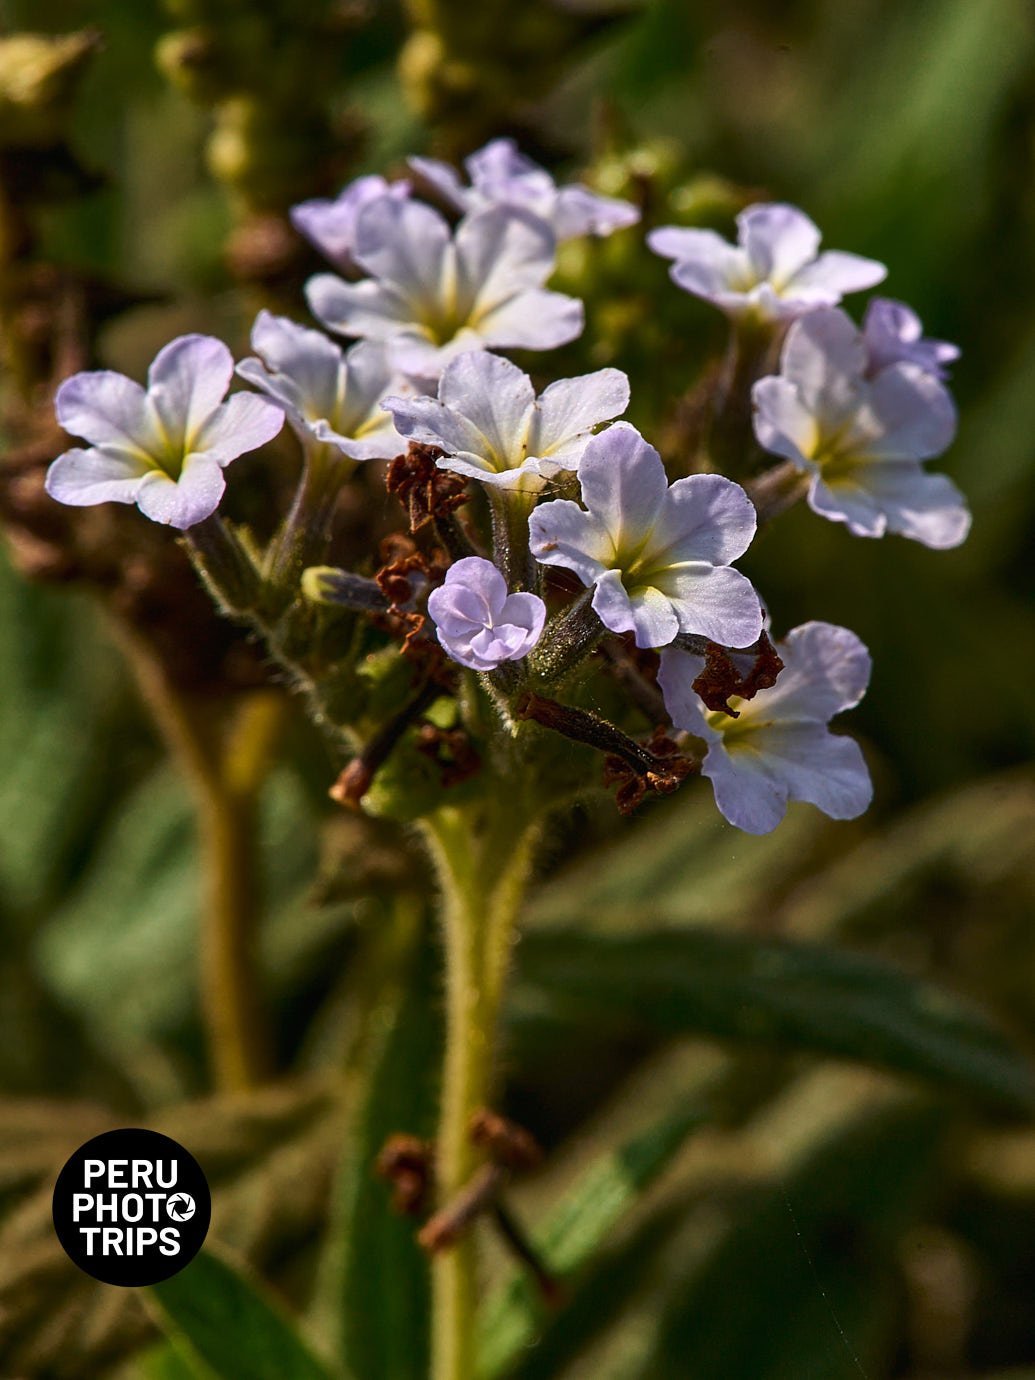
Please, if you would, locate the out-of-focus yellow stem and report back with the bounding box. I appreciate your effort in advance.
[116,624,283,1092]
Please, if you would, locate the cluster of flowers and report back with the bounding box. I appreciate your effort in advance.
[45,141,970,834]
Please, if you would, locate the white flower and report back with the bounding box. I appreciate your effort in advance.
[237,311,409,460]
[528,422,762,650]
[658,621,872,834]
[648,202,886,322]
[409,137,639,241]
[305,198,583,383]
[46,335,283,530]
[752,307,970,549]
[382,350,629,492]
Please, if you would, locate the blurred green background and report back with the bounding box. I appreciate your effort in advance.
[2,2,1035,1377]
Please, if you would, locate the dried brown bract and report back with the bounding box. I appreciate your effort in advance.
[691,631,784,716]
[386,442,468,533]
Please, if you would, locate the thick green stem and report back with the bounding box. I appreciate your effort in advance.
[489,489,537,593]
[421,803,540,1380]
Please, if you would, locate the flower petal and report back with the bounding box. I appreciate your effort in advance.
[865,362,957,460]
[383,393,493,464]
[647,226,744,279]
[702,742,791,835]
[351,196,452,307]
[55,371,158,455]
[441,556,508,611]
[590,568,680,646]
[408,155,471,212]
[192,392,284,464]
[147,335,234,449]
[552,186,639,240]
[624,583,681,649]
[45,446,147,507]
[656,564,763,647]
[339,340,398,423]
[246,310,343,419]
[754,621,872,722]
[779,308,868,418]
[438,352,536,467]
[529,499,613,584]
[808,460,971,548]
[456,206,556,310]
[788,249,887,300]
[576,422,668,553]
[306,273,418,340]
[465,137,537,186]
[752,375,818,466]
[473,288,584,352]
[862,297,959,378]
[807,470,887,537]
[752,722,873,820]
[498,590,547,642]
[135,454,226,529]
[656,647,714,738]
[311,412,404,461]
[652,472,757,565]
[529,368,630,462]
[290,175,406,268]
[738,203,822,284]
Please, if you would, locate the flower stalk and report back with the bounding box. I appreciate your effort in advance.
[262,441,347,606]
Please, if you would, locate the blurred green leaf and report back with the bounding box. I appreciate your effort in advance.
[514,929,1035,1111]
[641,1100,947,1379]
[478,1106,704,1378]
[149,1249,334,1380]
[527,790,835,935]
[314,907,439,1380]
[0,554,129,915]
[132,1341,208,1379]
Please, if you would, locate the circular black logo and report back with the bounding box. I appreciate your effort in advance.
[52,1128,211,1286]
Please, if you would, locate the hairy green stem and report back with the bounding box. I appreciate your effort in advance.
[421,803,540,1380]
[263,442,349,604]
[489,490,537,593]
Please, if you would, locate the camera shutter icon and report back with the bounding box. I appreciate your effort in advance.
[166,1193,196,1222]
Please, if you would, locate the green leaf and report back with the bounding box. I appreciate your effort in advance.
[514,929,1035,1112]
[642,1098,947,1380]
[478,1106,704,1378]
[149,1249,334,1380]
[132,1341,210,1379]
[314,906,440,1380]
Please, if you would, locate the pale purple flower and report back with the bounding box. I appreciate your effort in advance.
[428,556,546,672]
[862,297,959,379]
[290,175,411,273]
[658,621,872,834]
[528,422,762,650]
[46,335,284,530]
[236,311,409,460]
[409,138,639,241]
[305,198,583,382]
[648,203,886,322]
[383,351,629,493]
[752,308,970,549]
